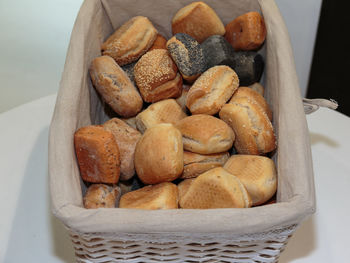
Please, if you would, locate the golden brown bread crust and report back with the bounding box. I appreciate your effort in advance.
[119,182,179,209]
[89,56,143,117]
[134,124,184,184]
[135,99,187,134]
[101,16,158,65]
[229,87,272,121]
[225,12,266,51]
[142,73,183,103]
[134,49,181,102]
[172,2,225,43]
[182,151,230,179]
[149,34,167,51]
[74,126,120,184]
[219,97,276,155]
[249,82,264,96]
[175,114,235,154]
[83,184,120,209]
[178,178,195,202]
[186,65,239,115]
[179,167,252,209]
[224,155,277,206]
[103,118,141,181]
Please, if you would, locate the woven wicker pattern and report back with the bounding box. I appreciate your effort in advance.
[70,225,296,263]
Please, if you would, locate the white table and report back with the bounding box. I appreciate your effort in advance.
[0,94,349,262]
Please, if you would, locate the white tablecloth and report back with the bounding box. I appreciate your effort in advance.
[0,94,349,262]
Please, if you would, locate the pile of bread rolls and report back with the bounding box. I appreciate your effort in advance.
[74,1,277,210]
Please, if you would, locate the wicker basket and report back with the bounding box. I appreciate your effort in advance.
[49,0,316,262]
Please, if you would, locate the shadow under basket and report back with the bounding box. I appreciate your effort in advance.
[48,0,316,262]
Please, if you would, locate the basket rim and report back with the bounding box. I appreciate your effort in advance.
[51,194,313,235]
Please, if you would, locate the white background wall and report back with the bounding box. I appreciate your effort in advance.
[0,0,83,113]
[0,0,322,113]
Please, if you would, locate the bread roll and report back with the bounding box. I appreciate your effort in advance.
[179,167,252,209]
[89,56,143,117]
[225,12,266,51]
[176,114,235,154]
[186,65,239,115]
[249,82,264,96]
[166,33,206,82]
[178,178,195,202]
[101,16,158,65]
[74,126,120,184]
[219,97,276,155]
[119,182,179,209]
[224,155,277,206]
[229,87,272,120]
[172,1,225,43]
[201,35,235,70]
[134,124,183,184]
[182,151,230,179]
[149,34,167,51]
[230,51,264,86]
[83,184,120,209]
[103,118,141,181]
[135,99,187,133]
[141,73,182,103]
[134,49,182,102]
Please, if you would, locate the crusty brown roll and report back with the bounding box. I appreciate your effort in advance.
[149,34,167,51]
[182,151,230,179]
[179,167,252,209]
[89,56,143,117]
[175,114,235,154]
[166,33,206,82]
[224,155,277,206]
[119,182,179,209]
[134,49,182,102]
[178,178,195,202]
[249,82,264,96]
[134,123,183,184]
[103,118,141,181]
[186,65,239,115]
[225,12,266,51]
[101,16,158,65]
[83,184,120,209]
[229,87,272,120]
[142,73,183,103]
[219,97,276,155]
[135,99,187,134]
[74,126,120,184]
[172,1,225,43]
